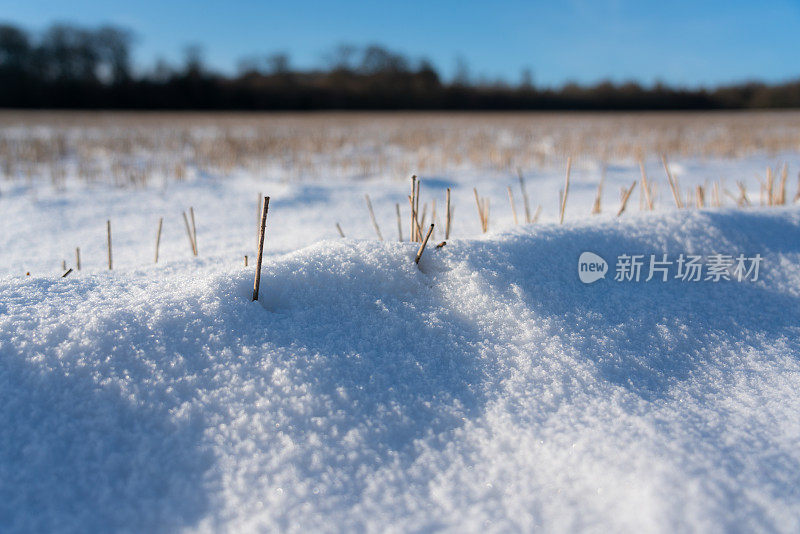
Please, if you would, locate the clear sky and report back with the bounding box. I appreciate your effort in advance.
[2,0,798,87]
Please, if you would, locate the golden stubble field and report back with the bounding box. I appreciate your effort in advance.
[1,110,800,188]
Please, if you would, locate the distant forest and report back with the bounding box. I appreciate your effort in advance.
[2,22,800,110]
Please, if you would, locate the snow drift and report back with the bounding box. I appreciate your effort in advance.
[2,208,800,532]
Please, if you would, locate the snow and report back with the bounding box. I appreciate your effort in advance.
[2,150,800,532]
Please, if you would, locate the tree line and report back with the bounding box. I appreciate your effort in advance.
[1,22,799,110]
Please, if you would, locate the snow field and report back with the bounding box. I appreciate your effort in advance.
[2,192,800,531]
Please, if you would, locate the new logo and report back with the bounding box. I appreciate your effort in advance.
[578,252,608,284]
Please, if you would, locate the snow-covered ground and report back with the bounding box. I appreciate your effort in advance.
[2,130,800,532]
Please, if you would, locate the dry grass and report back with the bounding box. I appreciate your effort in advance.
[2,110,800,188]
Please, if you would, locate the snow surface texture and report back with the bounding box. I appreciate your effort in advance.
[2,154,800,532]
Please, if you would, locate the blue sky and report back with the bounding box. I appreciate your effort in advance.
[2,0,799,87]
